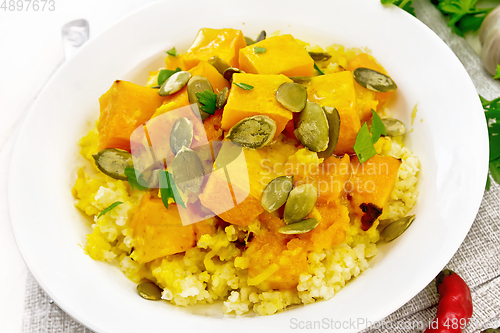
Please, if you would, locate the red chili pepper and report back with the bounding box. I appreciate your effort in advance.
[424,269,473,333]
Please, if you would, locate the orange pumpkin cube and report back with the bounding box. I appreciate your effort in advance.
[305,71,361,155]
[239,34,314,77]
[130,194,196,263]
[97,80,167,151]
[221,73,293,139]
[183,28,247,69]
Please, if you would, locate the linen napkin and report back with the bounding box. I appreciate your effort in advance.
[22,0,500,332]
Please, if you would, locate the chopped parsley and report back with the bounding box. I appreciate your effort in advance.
[313,63,324,75]
[354,123,378,163]
[97,202,123,219]
[124,167,148,191]
[495,65,500,80]
[254,47,266,54]
[159,170,186,209]
[195,90,217,115]
[234,82,254,90]
[157,67,181,86]
[165,47,178,57]
[370,109,387,144]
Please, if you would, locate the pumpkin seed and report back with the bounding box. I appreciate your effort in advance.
[294,101,330,152]
[278,218,320,234]
[255,30,266,43]
[290,76,312,84]
[92,148,133,180]
[216,87,229,110]
[381,118,406,137]
[187,75,214,121]
[158,71,191,96]
[261,176,294,212]
[353,67,397,93]
[137,281,162,301]
[276,82,307,113]
[317,106,341,159]
[223,67,245,82]
[226,115,276,149]
[379,215,415,242]
[283,183,318,224]
[208,55,231,76]
[171,147,205,194]
[308,51,332,62]
[170,117,193,155]
[244,36,255,46]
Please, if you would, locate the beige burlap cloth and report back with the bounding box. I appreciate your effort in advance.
[22,0,500,332]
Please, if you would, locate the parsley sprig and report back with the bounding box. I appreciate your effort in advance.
[482,96,500,189]
[381,0,416,16]
[158,67,181,86]
[494,65,500,80]
[353,110,387,163]
[196,90,217,115]
[433,0,493,36]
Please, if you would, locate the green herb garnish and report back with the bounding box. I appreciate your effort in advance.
[165,47,178,57]
[158,67,181,86]
[314,63,324,75]
[97,202,123,219]
[159,170,186,209]
[432,0,493,36]
[195,90,217,115]
[124,167,148,191]
[254,47,266,54]
[482,95,500,188]
[381,0,416,16]
[354,123,378,163]
[370,109,387,144]
[234,82,254,90]
[494,65,500,80]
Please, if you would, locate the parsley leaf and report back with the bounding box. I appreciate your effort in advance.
[97,202,123,219]
[495,65,500,80]
[254,47,266,54]
[165,47,178,57]
[370,109,387,144]
[159,170,186,209]
[433,0,492,36]
[314,63,324,75]
[234,82,254,90]
[158,67,181,86]
[195,90,217,115]
[482,95,500,189]
[124,167,148,191]
[381,0,416,17]
[354,123,378,163]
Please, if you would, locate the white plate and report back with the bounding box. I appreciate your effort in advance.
[9,0,488,332]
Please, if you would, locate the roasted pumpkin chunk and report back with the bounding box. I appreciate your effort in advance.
[305,72,361,155]
[183,28,247,69]
[221,73,293,138]
[348,154,402,230]
[151,61,230,119]
[164,54,186,71]
[239,34,314,77]
[130,194,196,263]
[97,80,167,151]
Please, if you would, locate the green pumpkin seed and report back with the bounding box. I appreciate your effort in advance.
[216,87,229,110]
[308,51,332,62]
[208,55,231,76]
[381,118,406,137]
[353,67,397,93]
[171,147,205,194]
[187,75,214,121]
[261,176,294,212]
[226,115,276,149]
[137,281,162,301]
[255,30,266,43]
[223,67,245,82]
[379,215,415,242]
[317,106,341,159]
[276,82,307,113]
[294,101,330,152]
[158,71,191,96]
[92,148,133,180]
[290,76,312,84]
[244,36,255,46]
[283,183,318,224]
[278,218,320,234]
[170,117,193,155]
